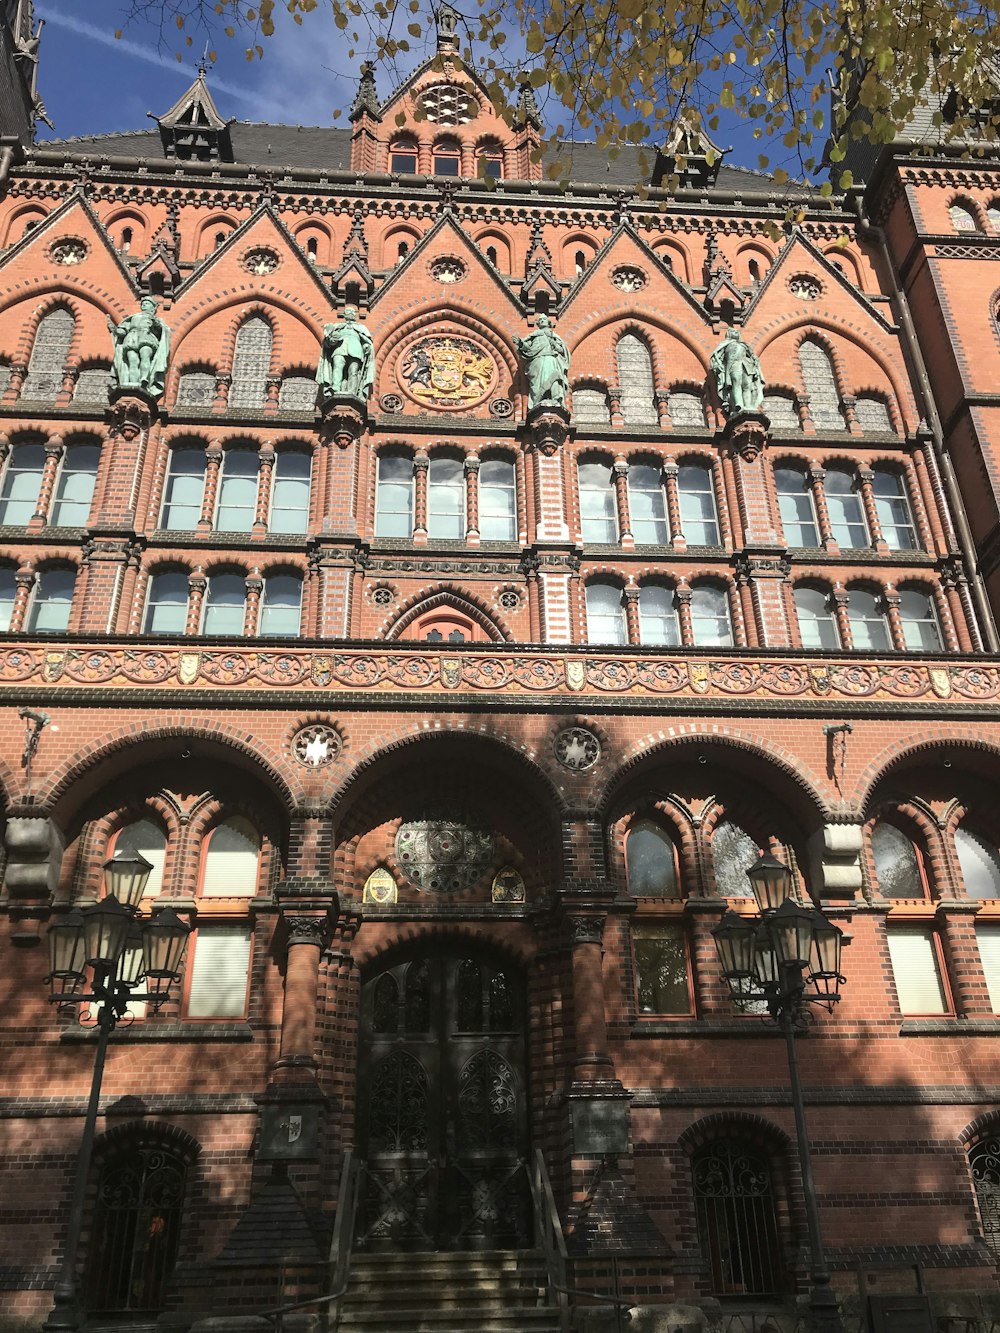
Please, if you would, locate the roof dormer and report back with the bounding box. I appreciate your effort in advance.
[152,65,233,162]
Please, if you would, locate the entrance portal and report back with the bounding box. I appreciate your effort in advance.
[356,948,530,1250]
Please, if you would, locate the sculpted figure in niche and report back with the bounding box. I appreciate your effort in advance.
[107,297,171,400]
[317,304,375,402]
[514,314,570,411]
[711,326,764,417]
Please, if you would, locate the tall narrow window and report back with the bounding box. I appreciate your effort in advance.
[693,1140,782,1296]
[160,449,206,530]
[269,451,311,535]
[215,449,258,532]
[775,467,819,546]
[23,307,74,401]
[677,463,719,545]
[825,468,869,548]
[633,925,690,1014]
[0,440,45,525]
[201,816,261,897]
[201,572,246,635]
[228,316,272,409]
[871,821,924,898]
[390,140,418,173]
[898,589,942,651]
[798,339,845,431]
[258,572,302,637]
[629,464,669,545]
[433,141,461,176]
[578,461,618,543]
[872,470,917,550]
[846,589,890,650]
[186,924,252,1017]
[50,443,99,526]
[711,821,759,899]
[143,570,189,635]
[478,457,516,541]
[794,586,840,650]
[616,334,657,426]
[427,455,465,539]
[956,827,1000,900]
[639,585,680,646]
[0,566,16,630]
[27,567,75,633]
[375,453,413,538]
[112,819,167,898]
[586,582,627,645]
[626,819,679,897]
[949,202,980,232]
[969,1134,1000,1258]
[887,928,950,1014]
[976,931,1000,1015]
[690,584,733,647]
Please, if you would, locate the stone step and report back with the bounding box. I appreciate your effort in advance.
[342,1288,548,1310]
[339,1312,561,1333]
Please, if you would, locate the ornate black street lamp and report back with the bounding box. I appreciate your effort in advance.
[42,850,190,1332]
[712,854,845,1333]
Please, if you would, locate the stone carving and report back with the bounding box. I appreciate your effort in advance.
[554,726,601,770]
[379,392,403,414]
[788,273,821,300]
[489,397,513,418]
[611,266,647,292]
[430,256,466,284]
[244,247,280,275]
[51,238,87,265]
[710,327,764,417]
[569,916,605,944]
[107,297,171,400]
[399,336,496,408]
[363,867,397,905]
[317,305,375,403]
[395,818,495,893]
[492,866,525,903]
[291,722,341,767]
[514,315,570,411]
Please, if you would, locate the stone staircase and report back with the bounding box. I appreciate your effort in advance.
[337,1249,564,1333]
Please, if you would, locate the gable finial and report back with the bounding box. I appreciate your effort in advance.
[514,78,542,131]
[435,2,460,54]
[350,61,381,122]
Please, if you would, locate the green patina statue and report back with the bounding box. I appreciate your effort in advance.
[514,314,570,412]
[710,326,764,417]
[317,305,375,403]
[107,297,171,400]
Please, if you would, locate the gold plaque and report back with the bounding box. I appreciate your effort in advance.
[363,867,397,905]
[178,652,200,685]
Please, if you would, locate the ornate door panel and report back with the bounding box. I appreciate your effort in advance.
[357,950,529,1250]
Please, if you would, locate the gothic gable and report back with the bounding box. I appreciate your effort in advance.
[0,191,138,309]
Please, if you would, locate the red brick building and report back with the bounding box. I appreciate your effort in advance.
[4,5,1000,1330]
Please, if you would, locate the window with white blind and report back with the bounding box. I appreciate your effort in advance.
[0,440,45,525]
[112,818,167,898]
[144,570,189,635]
[215,449,258,533]
[200,816,261,897]
[578,461,618,544]
[185,926,252,1019]
[886,928,950,1015]
[202,572,246,636]
[976,927,1000,1013]
[258,572,302,637]
[50,444,100,527]
[0,565,15,631]
[161,449,206,530]
[956,828,1000,899]
[427,456,465,539]
[478,457,516,541]
[585,581,627,645]
[269,452,311,535]
[27,568,75,633]
[628,464,669,545]
[677,464,719,545]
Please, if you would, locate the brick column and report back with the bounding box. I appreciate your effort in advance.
[613,458,633,549]
[942,563,973,652]
[464,453,480,547]
[841,394,862,437]
[662,460,685,550]
[187,571,206,633]
[412,450,429,544]
[11,567,34,632]
[939,904,994,1017]
[30,437,63,529]
[244,573,263,635]
[264,375,281,417]
[883,586,905,651]
[857,466,888,553]
[213,373,231,412]
[685,898,731,1016]
[607,388,623,428]
[798,392,816,434]
[623,583,640,644]
[654,389,671,428]
[3,363,26,405]
[274,913,332,1080]
[676,582,693,645]
[56,363,77,408]
[809,466,838,552]
[199,444,223,532]
[568,916,614,1080]
[254,446,275,538]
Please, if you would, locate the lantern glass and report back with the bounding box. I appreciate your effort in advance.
[712,910,757,979]
[47,909,87,987]
[116,928,146,988]
[142,908,191,984]
[767,899,815,969]
[103,849,154,911]
[746,853,794,914]
[753,933,780,988]
[81,897,132,970]
[809,910,843,979]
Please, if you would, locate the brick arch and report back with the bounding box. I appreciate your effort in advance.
[383,587,511,642]
[2,202,47,246]
[375,304,520,390]
[0,286,132,352]
[960,1111,1000,1147]
[93,1118,202,1166]
[755,316,908,421]
[677,1110,793,1156]
[852,731,1000,810]
[570,309,712,375]
[353,920,535,972]
[169,291,326,371]
[613,320,664,386]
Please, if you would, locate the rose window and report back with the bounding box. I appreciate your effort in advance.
[430,256,466,284]
[788,274,821,300]
[416,83,479,125]
[395,818,495,892]
[611,266,647,292]
[554,726,601,771]
[291,723,341,768]
[51,239,87,265]
[244,248,280,276]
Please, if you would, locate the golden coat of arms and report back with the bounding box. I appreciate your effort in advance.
[400,336,496,408]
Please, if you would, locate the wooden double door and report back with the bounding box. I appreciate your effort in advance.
[356,948,530,1250]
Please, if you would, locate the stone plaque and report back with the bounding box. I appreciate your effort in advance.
[571,1097,629,1155]
[258,1104,320,1160]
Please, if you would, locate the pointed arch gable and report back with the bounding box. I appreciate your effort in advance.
[383,587,512,642]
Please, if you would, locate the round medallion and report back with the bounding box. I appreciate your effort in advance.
[371,585,395,606]
[611,265,647,292]
[244,247,280,276]
[430,256,466,284]
[498,589,521,610]
[416,82,479,125]
[395,818,495,893]
[379,392,404,414]
[788,273,821,300]
[291,722,341,767]
[489,397,514,418]
[397,335,499,411]
[51,238,87,265]
[554,726,601,771]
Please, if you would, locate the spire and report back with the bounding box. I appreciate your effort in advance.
[435,2,460,55]
[151,65,233,161]
[514,78,542,131]
[350,62,381,122]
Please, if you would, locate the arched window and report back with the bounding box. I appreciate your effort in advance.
[711,821,759,898]
[798,339,845,431]
[871,820,924,898]
[626,819,679,897]
[258,571,302,637]
[872,469,917,550]
[628,463,669,545]
[478,145,503,179]
[27,567,75,633]
[144,570,189,635]
[775,466,819,546]
[956,827,1000,900]
[397,240,409,262]
[478,457,516,541]
[74,365,111,404]
[575,250,587,276]
[846,588,890,650]
[573,385,611,425]
[616,334,657,426]
[228,316,272,409]
[201,815,261,897]
[970,1135,1000,1258]
[762,392,800,431]
[176,370,217,408]
[748,258,761,282]
[578,460,618,544]
[427,455,465,538]
[376,452,414,538]
[693,1139,782,1296]
[668,390,706,427]
[677,463,719,545]
[213,229,228,250]
[215,448,258,532]
[201,572,246,635]
[119,226,134,252]
[855,395,894,434]
[0,565,16,631]
[112,819,167,898]
[306,235,319,261]
[269,450,311,534]
[278,375,317,412]
[825,467,869,548]
[23,307,74,401]
[794,586,840,650]
[486,245,498,266]
[0,439,45,524]
[898,588,942,651]
[690,584,732,647]
[949,202,980,232]
[85,1137,188,1312]
[390,140,418,173]
[988,203,1000,234]
[586,581,626,645]
[51,442,99,527]
[639,585,679,646]
[432,140,461,176]
[161,447,206,530]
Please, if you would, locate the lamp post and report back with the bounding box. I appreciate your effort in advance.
[711,854,845,1333]
[42,850,190,1332]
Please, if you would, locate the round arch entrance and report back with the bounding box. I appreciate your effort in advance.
[356,942,531,1251]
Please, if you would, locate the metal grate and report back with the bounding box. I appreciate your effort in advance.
[616,334,657,425]
[798,340,846,431]
[694,1139,783,1297]
[176,371,217,407]
[228,316,272,408]
[23,307,74,401]
[279,375,317,411]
